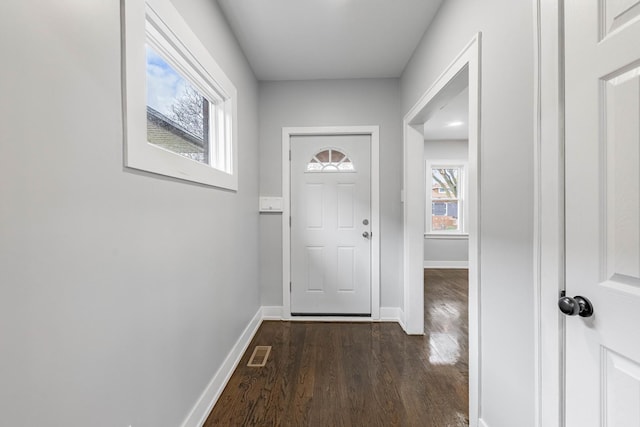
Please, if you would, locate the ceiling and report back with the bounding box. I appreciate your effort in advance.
[423,87,469,140]
[216,0,444,81]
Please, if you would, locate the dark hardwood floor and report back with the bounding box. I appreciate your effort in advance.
[204,269,469,426]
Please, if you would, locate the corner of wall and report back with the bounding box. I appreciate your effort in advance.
[180,307,263,427]
[261,306,284,320]
[379,307,401,322]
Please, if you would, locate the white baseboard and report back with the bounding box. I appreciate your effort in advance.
[423,260,469,269]
[181,304,411,426]
[261,306,283,320]
[478,418,489,427]
[378,307,407,332]
[180,308,263,427]
[397,307,406,332]
[380,307,406,331]
[379,306,400,321]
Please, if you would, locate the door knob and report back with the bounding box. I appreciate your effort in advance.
[362,231,370,239]
[558,295,594,317]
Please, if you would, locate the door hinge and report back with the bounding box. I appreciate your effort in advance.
[289,216,291,227]
[289,282,292,293]
[289,150,291,161]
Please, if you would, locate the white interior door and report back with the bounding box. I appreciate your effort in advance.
[565,2,640,425]
[290,134,371,315]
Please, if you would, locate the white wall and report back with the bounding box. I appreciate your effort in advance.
[0,1,259,426]
[258,79,403,308]
[424,140,469,266]
[402,1,535,426]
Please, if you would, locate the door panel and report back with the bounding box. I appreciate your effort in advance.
[305,183,324,228]
[603,348,640,426]
[604,67,640,282]
[565,1,640,425]
[290,135,371,315]
[600,0,640,39]
[337,184,355,229]
[337,246,355,292]
[305,247,325,292]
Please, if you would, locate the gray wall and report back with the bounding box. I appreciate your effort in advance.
[0,1,259,426]
[424,140,469,264]
[402,1,535,426]
[258,79,403,308]
[424,139,468,160]
[424,239,468,264]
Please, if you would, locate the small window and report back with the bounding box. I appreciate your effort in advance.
[306,148,355,172]
[122,0,237,190]
[146,45,209,164]
[426,163,466,234]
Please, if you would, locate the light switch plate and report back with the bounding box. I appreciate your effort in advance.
[259,197,283,212]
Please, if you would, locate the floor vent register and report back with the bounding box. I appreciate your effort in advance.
[247,346,271,367]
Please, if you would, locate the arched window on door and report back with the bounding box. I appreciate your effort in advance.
[306,148,355,172]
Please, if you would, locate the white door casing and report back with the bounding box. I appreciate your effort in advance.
[533,0,565,425]
[290,135,371,315]
[565,1,640,425]
[402,34,481,426]
[281,126,380,320]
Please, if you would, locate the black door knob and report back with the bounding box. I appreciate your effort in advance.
[558,295,594,318]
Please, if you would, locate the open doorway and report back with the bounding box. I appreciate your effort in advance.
[402,34,480,426]
[423,85,469,267]
[422,76,470,423]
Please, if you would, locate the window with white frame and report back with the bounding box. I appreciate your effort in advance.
[122,0,237,190]
[426,162,466,234]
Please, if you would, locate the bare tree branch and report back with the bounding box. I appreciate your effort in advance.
[170,85,205,139]
[432,168,458,198]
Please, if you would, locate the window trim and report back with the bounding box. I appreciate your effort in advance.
[122,0,238,190]
[425,160,467,236]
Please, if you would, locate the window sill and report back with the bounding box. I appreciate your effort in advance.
[424,233,469,240]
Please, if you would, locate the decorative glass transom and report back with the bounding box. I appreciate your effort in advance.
[306,148,355,172]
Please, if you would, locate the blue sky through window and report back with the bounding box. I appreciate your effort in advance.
[145,45,188,116]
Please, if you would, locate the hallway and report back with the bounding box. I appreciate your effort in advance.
[205,269,469,426]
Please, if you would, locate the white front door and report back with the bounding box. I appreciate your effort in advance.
[565,2,640,425]
[290,134,371,315]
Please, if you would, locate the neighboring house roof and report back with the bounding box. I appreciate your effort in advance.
[146,107,206,157]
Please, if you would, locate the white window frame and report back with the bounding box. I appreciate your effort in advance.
[425,160,468,237]
[122,0,238,190]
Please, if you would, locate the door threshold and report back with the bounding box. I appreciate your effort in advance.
[291,313,371,317]
[285,314,376,323]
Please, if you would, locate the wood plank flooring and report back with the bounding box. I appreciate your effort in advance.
[204,269,468,426]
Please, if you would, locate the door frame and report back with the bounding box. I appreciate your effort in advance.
[533,1,564,426]
[402,33,480,426]
[281,126,380,321]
